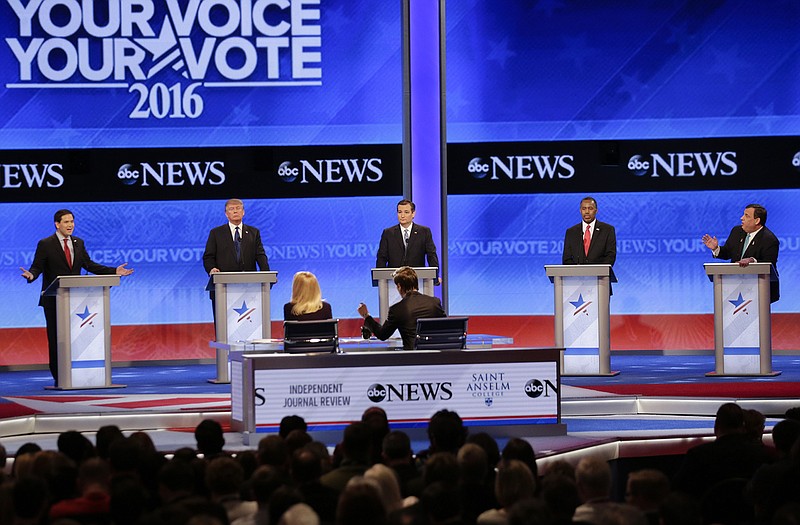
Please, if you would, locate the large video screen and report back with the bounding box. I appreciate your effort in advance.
[446,1,800,142]
[0,0,402,149]
[445,1,800,317]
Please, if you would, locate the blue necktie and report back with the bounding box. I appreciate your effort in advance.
[234,226,241,263]
[403,228,409,252]
[740,233,751,260]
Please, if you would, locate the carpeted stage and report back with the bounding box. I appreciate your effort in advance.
[1,354,799,468]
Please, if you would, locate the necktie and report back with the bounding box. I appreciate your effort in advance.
[583,225,591,256]
[63,238,72,269]
[234,226,241,263]
[741,233,751,260]
[403,228,410,251]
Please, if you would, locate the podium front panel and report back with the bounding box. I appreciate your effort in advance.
[67,287,108,388]
[225,282,265,342]
[721,273,761,374]
[562,276,600,374]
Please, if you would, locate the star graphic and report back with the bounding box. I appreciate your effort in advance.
[570,294,586,309]
[729,293,746,308]
[487,37,516,68]
[76,306,92,321]
[234,302,251,316]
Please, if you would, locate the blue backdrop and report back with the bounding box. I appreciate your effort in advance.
[2,1,799,334]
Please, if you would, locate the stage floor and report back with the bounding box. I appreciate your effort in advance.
[1,354,798,464]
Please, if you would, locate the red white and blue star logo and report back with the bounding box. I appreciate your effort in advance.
[234,301,256,323]
[76,306,97,328]
[570,294,592,316]
[729,293,752,315]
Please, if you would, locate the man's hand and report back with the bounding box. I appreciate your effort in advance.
[701,234,718,250]
[116,263,134,276]
[738,257,755,267]
[20,267,33,281]
[209,268,220,274]
[357,302,369,318]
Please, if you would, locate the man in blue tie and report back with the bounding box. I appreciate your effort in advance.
[203,199,269,275]
[202,199,270,331]
[702,203,780,302]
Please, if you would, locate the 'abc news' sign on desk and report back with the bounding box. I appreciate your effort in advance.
[232,349,560,435]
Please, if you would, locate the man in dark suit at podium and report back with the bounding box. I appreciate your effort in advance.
[376,199,440,271]
[20,209,134,383]
[203,199,270,332]
[358,266,445,349]
[702,203,780,302]
[562,196,617,266]
[203,199,269,275]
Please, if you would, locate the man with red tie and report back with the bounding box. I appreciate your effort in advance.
[20,209,134,384]
[562,196,617,266]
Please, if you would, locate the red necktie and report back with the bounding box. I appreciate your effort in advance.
[63,238,72,269]
[583,225,591,256]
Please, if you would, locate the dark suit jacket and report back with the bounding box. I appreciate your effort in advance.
[716,225,780,302]
[27,234,116,306]
[672,433,770,496]
[284,301,333,321]
[562,221,617,266]
[376,223,439,269]
[203,223,269,274]
[363,291,445,349]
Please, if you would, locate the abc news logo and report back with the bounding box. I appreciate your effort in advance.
[627,152,737,177]
[467,156,575,180]
[116,161,225,187]
[1,163,64,188]
[524,379,557,399]
[367,383,453,403]
[277,159,384,184]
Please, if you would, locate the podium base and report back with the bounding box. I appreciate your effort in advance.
[562,371,620,377]
[45,383,126,391]
[207,378,231,384]
[705,371,781,377]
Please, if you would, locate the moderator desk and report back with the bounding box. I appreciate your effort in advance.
[230,347,563,445]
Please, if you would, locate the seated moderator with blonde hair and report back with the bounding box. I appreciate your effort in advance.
[283,271,333,321]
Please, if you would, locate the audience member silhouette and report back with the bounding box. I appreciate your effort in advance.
[290,446,338,524]
[320,422,372,493]
[280,415,308,439]
[624,469,670,525]
[418,409,468,463]
[382,430,421,498]
[195,420,227,460]
[673,402,770,496]
[477,459,537,525]
[572,455,612,524]
[336,476,387,525]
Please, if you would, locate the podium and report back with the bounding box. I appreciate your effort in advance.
[206,271,278,383]
[42,274,123,390]
[545,264,618,376]
[371,267,437,322]
[704,263,779,376]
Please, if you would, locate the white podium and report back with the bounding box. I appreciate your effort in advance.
[371,267,437,322]
[545,264,618,376]
[206,271,278,383]
[704,263,779,376]
[43,274,123,390]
